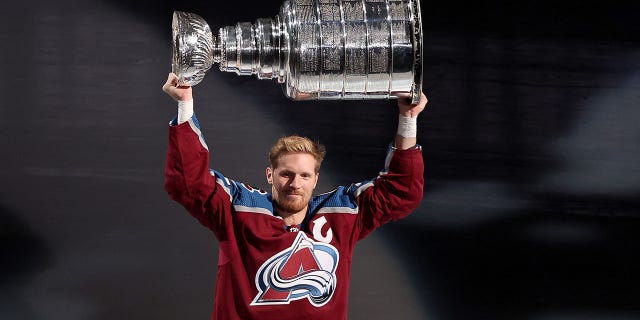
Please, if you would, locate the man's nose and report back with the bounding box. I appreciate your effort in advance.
[288,175,301,188]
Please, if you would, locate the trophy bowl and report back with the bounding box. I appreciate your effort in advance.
[171,11,216,86]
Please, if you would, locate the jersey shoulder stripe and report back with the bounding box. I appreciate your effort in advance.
[309,178,375,215]
[212,169,276,216]
[171,114,209,151]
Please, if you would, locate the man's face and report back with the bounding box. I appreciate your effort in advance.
[266,153,319,216]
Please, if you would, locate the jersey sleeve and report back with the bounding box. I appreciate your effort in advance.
[164,115,236,236]
[350,145,425,240]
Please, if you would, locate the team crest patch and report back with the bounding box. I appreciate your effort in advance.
[251,232,339,307]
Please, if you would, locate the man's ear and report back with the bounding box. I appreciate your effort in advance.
[266,166,273,184]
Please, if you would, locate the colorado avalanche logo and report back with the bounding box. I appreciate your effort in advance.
[251,232,339,307]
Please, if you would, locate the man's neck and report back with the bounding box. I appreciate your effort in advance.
[281,210,307,226]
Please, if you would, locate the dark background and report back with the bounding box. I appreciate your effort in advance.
[1,0,639,319]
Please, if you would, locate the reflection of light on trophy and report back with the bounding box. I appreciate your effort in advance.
[172,0,423,102]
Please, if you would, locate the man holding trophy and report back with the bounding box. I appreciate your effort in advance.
[163,0,427,318]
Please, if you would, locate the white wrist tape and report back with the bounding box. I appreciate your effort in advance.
[397,114,417,138]
[177,99,194,124]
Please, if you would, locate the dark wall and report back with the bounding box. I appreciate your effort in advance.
[0,1,638,319]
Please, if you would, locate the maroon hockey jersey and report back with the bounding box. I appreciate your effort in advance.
[164,115,424,320]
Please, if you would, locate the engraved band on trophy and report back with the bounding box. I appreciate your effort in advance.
[172,0,423,103]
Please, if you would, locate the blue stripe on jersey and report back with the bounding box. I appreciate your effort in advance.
[188,115,208,151]
[212,167,366,218]
[170,114,208,150]
[309,176,377,215]
[310,187,359,215]
[211,169,277,217]
[309,144,402,215]
[208,144,407,218]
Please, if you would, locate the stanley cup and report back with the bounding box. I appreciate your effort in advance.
[172,0,423,103]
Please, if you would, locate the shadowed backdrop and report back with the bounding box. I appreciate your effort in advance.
[0,0,639,319]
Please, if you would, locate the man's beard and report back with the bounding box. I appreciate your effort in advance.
[275,192,308,214]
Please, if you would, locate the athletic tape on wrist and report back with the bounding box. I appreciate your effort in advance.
[397,114,417,138]
[177,99,194,124]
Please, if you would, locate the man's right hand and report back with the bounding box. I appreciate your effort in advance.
[397,93,428,118]
[162,73,193,102]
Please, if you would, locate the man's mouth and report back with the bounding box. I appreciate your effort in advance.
[286,193,302,197]
[284,191,303,198]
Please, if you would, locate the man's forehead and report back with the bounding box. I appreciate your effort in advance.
[274,153,317,170]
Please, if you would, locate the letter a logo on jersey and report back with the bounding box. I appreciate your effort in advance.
[251,232,339,307]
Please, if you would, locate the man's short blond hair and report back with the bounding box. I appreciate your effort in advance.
[269,135,326,173]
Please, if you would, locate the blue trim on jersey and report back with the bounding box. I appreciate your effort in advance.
[212,169,276,217]
[309,185,362,214]
[212,167,367,221]
[209,143,413,223]
[169,113,202,129]
[191,114,203,130]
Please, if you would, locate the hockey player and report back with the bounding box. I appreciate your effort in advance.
[162,72,427,319]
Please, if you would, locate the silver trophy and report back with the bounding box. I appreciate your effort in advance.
[172,0,423,103]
